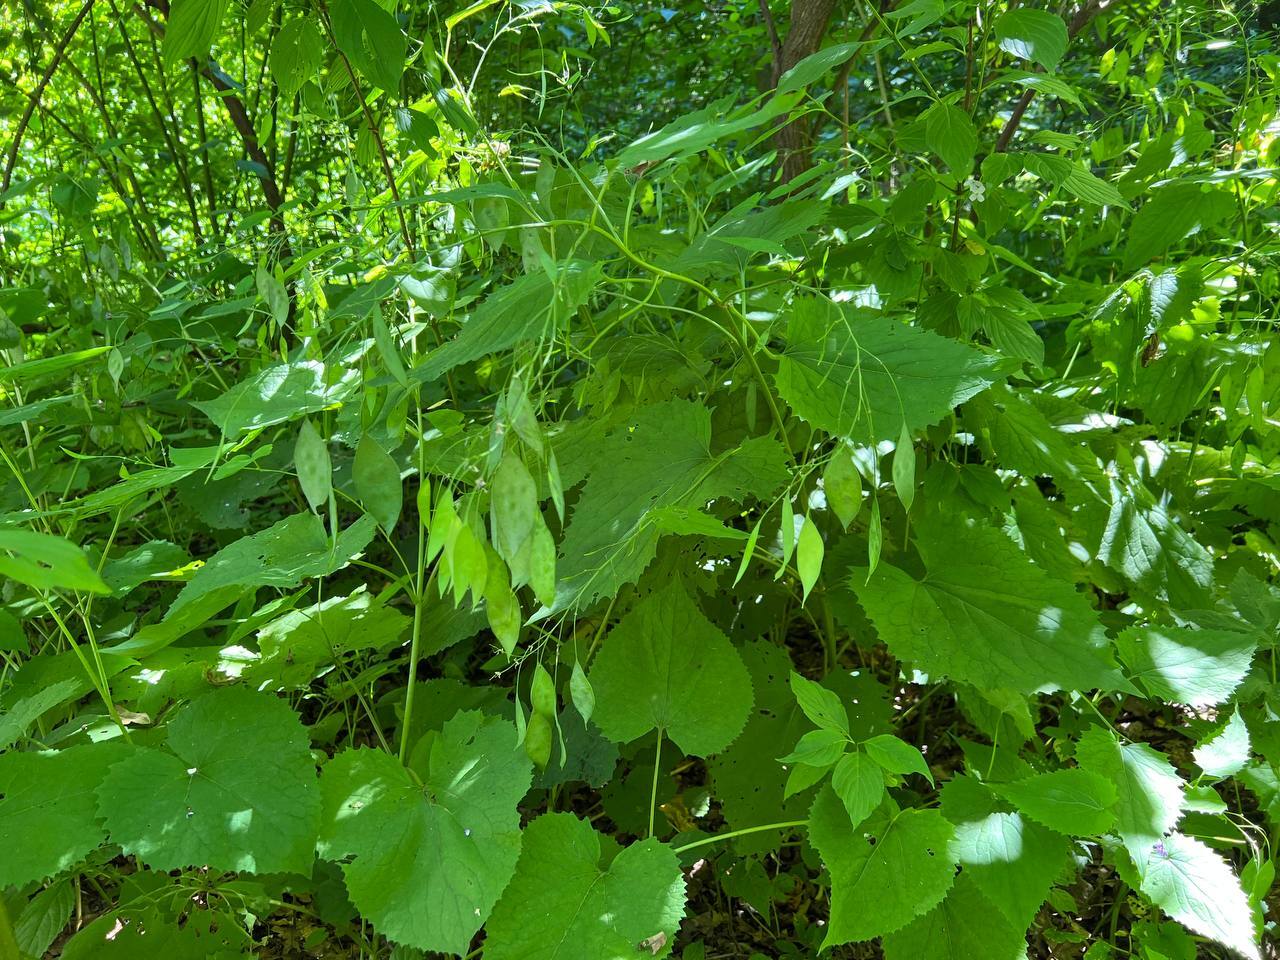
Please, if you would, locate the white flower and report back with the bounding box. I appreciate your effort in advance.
[965,177,986,202]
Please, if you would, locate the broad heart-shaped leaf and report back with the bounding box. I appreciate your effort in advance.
[808,786,957,945]
[590,582,753,756]
[411,260,599,387]
[852,512,1127,695]
[994,8,1068,71]
[317,711,531,954]
[193,360,360,437]
[245,587,410,690]
[549,399,788,613]
[708,641,818,854]
[881,874,1030,960]
[1076,726,1185,852]
[994,769,1118,837]
[0,742,126,887]
[484,813,686,960]
[1114,624,1255,707]
[775,297,1002,444]
[1133,833,1260,960]
[168,513,376,616]
[97,687,320,875]
[329,0,405,93]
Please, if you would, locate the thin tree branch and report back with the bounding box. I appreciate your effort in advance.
[759,0,784,87]
[132,0,287,223]
[316,0,416,257]
[993,0,1110,152]
[2,0,96,197]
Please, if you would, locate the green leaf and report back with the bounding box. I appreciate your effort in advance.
[318,711,531,954]
[371,305,409,388]
[1115,625,1255,707]
[0,530,109,594]
[823,449,863,529]
[892,423,915,511]
[1076,726,1185,851]
[942,776,1069,928]
[852,512,1128,695]
[194,360,359,437]
[778,728,848,766]
[330,0,405,93]
[490,453,539,571]
[831,751,885,826]
[777,41,862,94]
[1018,152,1126,206]
[994,768,1118,836]
[882,874,1030,960]
[354,435,403,531]
[994,8,1069,71]
[570,659,595,723]
[294,419,332,513]
[1124,183,1235,270]
[789,671,850,735]
[776,297,1001,443]
[924,101,978,173]
[777,497,796,577]
[1192,708,1250,778]
[0,346,111,384]
[1135,833,1260,960]
[549,399,787,612]
[411,261,599,387]
[169,513,376,616]
[1093,476,1215,607]
[62,906,248,959]
[484,813,686,960]
[864,734,933,785]
[164,0,230,65]
[97,688,320,874]
[245,587,410,690]
[808,786,957,945]
[269,18,323,96]
[0,743,126,887]
[709,642,825,853]
[590,582,753,755]
[618,93,802,167]
[14,878,74,958]
[1001,70,1082,106]
[256,264,289,329]
[796,515,823,602]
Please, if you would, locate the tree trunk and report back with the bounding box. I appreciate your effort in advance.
[771,0,839,182]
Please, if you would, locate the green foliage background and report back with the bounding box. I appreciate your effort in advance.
[0,0,1278,957]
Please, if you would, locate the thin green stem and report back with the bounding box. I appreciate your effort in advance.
[648,730,664,839]
[399,392,430,763]
[672,820,810,854]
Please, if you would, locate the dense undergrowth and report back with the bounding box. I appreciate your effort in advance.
[1,0,1279,957]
